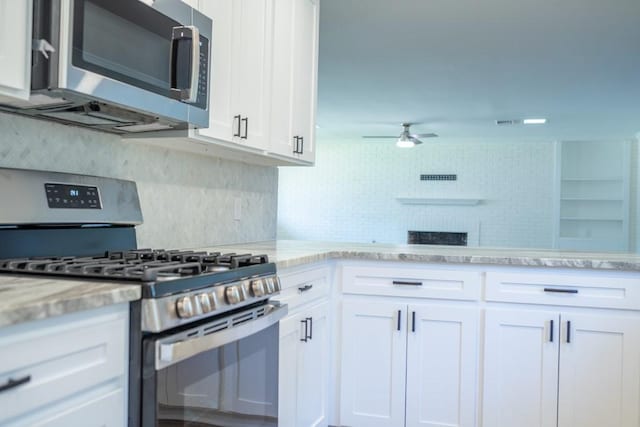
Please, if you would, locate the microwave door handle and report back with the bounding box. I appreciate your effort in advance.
[170,25,200,103]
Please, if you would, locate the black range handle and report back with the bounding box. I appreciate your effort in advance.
[544,288,578,294]
[397,310,401,331]
[393,281,423,287]
[241,117,248,139]
[298,284,313,293]
[233,115,242,137]
[307,317,313,340]
[0,375,31,394]
[300,319,308,342]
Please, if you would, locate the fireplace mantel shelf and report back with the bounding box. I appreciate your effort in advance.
[396,197,483,206]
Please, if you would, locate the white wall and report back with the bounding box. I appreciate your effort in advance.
[0,113,278,248]
[278,137,556,248]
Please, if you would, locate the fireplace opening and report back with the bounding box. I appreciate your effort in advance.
[408,231,468,246]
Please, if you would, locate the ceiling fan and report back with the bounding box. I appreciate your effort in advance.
[362,123,438,148]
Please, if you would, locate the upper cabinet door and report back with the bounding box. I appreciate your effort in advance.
[268,0,296,157]
[197,0,236,142]
[483,309,560,427]
[0,0,32,101]
[291,0,319,163]
[233,0,272,150]
[557,313,640,427]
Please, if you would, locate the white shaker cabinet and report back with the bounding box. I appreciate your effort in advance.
[340,299,478,427]
[483,270,640,427]
[483,309,560,427]
[196,0,271,151]
[277,265,330,427]
[0,304,129,427]
[270,0,319,163]
[0,0,32,102]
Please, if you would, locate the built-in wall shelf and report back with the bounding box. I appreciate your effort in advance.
[396,197,482,206]
[553,141,630,252]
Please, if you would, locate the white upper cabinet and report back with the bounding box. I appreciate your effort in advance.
[269,0,319,163]
[0,0,32,102]
[196,0,271,150]
[188,0,318,165]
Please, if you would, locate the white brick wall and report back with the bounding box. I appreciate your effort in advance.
[278,138,557,248]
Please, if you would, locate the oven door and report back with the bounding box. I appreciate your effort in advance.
[142,302,287,427]
[52,0,210,124]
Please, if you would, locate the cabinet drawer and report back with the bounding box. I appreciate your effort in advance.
[485,271,640,309]
[0,306,128,422]
[342,264,482,301]
[274,266,330,311]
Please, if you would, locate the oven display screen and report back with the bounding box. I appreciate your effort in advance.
[44,183,102,209]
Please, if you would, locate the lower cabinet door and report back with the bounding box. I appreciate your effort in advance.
[557,313,640,427]
[340,300,407,427]
[297,301,329,427]
[405,305,478,427]
[483,309,559,427]
[278,312,302,427]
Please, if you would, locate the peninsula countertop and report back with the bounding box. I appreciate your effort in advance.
[193,240,640,272]
[3,240,640,329]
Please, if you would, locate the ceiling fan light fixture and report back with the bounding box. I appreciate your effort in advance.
[396,135,415,148]
[523,118,547,125]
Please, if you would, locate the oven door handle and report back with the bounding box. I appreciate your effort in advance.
[156,302,288,370]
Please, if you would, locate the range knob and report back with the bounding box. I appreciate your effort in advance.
[176,296,195,318]
[265,277,276,294]
[197,293,215,313]
[251,279,266,297]
[225,285,245,304]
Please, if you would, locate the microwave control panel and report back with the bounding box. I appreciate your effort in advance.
[45,183,102,209]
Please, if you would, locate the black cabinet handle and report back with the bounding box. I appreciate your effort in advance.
[300,319,308,342]
[566,321,571,343]
[307,317,313,340]
[397,310,401,331]
[411,311,416,333]
[233,115,241,137]
[393,281,423,286]
[0,375,31,394]
[550,319,554,342]
[544,288,578,294]
[241,117,248,139]
[299,136,304,154]
[298,284,313,293]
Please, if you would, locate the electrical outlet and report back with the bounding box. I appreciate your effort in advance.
[234,197,242,221]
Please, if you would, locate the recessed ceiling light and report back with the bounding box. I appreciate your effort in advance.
[523,118,547,125]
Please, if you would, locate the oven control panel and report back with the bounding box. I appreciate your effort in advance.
[45,183,102,209]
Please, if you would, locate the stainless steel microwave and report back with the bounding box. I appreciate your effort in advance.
[0,0,211,134]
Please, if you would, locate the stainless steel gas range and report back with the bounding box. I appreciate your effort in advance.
[0,167,286,427]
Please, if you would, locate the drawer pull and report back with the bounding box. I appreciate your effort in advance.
[544,288,578,294]
[549,320,554,342]
[392,281,423,286]
[298,284,313,293]
[0,375,31,394]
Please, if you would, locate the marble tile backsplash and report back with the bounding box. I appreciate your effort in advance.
[0,113,278,248]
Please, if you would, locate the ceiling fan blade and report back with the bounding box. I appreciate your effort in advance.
[409,136,423,145]
[411,133,438,138]
[361,136,398,139]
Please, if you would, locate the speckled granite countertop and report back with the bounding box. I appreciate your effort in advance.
[3,240,640,329]
[0,275,140,328]
[193,240,640,272]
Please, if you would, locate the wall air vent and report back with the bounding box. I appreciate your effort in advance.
[496,119,522,126]
[420,174,457,181]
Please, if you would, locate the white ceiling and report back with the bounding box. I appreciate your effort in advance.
[317,0,640,141]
